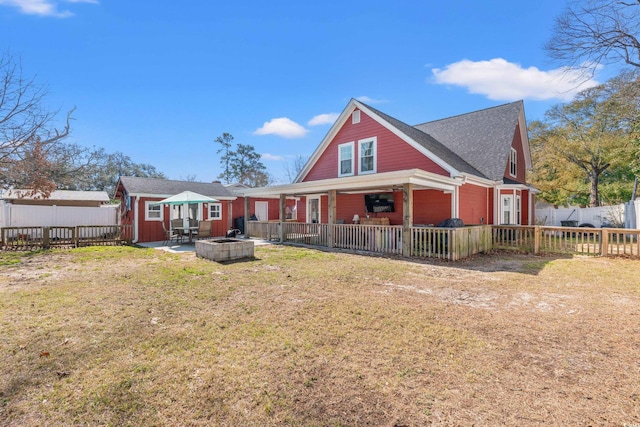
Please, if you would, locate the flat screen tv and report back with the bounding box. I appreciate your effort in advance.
[364,193,395,213]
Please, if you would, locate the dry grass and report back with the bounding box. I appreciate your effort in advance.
[0,245,639,426]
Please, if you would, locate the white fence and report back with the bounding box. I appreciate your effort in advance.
[0,202,119,228]
[535,200,640,229]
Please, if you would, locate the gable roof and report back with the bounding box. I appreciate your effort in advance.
[116,177,236,200]
[296,99,529,184]
[414,100,529,182]
[2,189,110,202]
[361,102,485,178]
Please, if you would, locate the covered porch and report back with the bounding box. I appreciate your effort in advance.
[241,169,494,260]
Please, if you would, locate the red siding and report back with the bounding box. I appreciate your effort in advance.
[304,109,449,182]
[413,190,452,225]
[504,123,527,183]
[458,184,490,225]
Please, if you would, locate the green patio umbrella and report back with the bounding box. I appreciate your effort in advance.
[152,191,219,231]
[152,190,218,205]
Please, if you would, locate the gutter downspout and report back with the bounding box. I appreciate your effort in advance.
[133,196,140,243]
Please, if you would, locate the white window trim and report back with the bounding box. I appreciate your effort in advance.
[352,110,361,124]
[358,137,377,175]
[145,201,163,221]
[338,141,355,177]
[209,203,222,220]
[307,196,321,224]
[509,148,517,177]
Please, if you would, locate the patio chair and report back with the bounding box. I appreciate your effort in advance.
[162,222,182,245]
[193,220,212,240]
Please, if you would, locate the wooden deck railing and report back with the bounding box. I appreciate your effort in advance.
[1,225,133,250]
[247,221,639,260]
[334,224,402,255]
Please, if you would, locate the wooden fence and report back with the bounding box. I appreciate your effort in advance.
[1,225,133,250]
[492,225,640,257]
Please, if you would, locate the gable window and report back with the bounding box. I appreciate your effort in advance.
[145,201,163,221]
[338,142,354,177]
[510,148,517,177]
[352,110,361,124]
[209,203,222,220]
[358,137,376,174]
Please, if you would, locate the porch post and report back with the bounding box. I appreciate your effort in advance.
[227,200,233,230]
[244,196,250,238]
[279,194,286,243]
[402,183,413,256]
[328,190,336,249]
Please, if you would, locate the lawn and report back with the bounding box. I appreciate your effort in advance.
[0,245,639,426]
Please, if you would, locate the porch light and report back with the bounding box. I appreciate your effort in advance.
[352,214,360,224]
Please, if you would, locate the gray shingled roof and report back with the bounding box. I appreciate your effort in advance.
[361,102,485,177]
[2,189,110,202]
[414,101,523,182]
[117,177,236,199]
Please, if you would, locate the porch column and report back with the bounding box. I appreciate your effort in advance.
[402,183,414,256]
[279,194,286,243]
[227,200,233,230]
[244,196,250,238]
[328,190,336,249]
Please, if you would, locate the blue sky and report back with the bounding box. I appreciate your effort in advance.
[0,0,614,184]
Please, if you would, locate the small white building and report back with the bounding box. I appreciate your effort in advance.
[0,189,118,228]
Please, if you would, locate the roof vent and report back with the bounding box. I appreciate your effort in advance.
[352,110,361,124]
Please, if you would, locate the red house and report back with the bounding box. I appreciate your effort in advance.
[242,99,535,230]
[114,177,237,243]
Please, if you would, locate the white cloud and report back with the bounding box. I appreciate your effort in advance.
[431,58,599,102]
[308,113,339,126]
[0,0,98,17]
[254,117,308,139]
[356,96,386,104]
[261,153,284,161]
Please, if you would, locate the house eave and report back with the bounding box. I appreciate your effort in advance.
[242,169,461,197]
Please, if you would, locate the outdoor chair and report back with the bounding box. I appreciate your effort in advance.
[193,220,212,240]
[162,222,182,245]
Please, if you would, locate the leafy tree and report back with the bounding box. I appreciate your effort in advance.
[215,132,234,183]
[229,143,270,187]
[530,71,640,206]
[546,0,640,77]
[75,150,167,197]
[0,52,74,196]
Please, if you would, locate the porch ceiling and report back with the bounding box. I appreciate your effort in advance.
[241,169,461,197]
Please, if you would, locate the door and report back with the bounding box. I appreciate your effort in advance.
[307,197,320,223]
[255,201,269,221]
[501,195,513,225]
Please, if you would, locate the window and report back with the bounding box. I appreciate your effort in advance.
[358,137,376,174]
[209,203,222,220]
[510,148,517,177]
[145,201,163,221]
[338,142,354,177]
[352,110,360,124]
[516,196,521,225]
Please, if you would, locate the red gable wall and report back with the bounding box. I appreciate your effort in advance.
[503,123,527,183]
[304,109,450,182]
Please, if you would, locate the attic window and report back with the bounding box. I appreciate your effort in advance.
[352,110,361,124]
[338,142,354,177]
[509,148,517,177]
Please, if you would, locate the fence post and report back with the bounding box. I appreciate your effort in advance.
[43,227,50,249]
[534,226,541,254]
[74,226,79,248]
[601,228,609,256]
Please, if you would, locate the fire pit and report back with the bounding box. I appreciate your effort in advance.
[195,238,254,262]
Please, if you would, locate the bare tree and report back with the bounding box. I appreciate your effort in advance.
[0,51,73,196]
[546,0,640,77]
[283,155,307,183]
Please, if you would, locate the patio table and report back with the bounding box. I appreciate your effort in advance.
[174,226,199,244]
